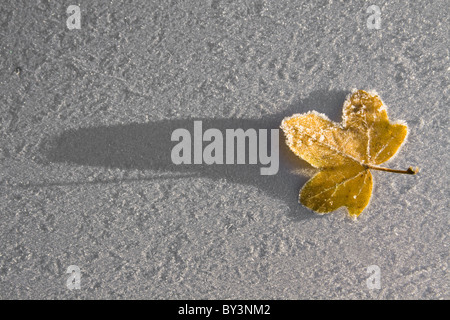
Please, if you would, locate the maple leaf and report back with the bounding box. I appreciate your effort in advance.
[281,89,418,218]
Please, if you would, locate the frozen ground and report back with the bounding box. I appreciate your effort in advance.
[0,0,448,299]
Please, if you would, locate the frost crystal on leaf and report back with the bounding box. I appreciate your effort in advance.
[280,89,410,218]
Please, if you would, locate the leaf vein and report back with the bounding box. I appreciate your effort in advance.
[308,169,366,201]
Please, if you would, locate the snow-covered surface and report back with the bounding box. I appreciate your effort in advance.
[0,0,448,299]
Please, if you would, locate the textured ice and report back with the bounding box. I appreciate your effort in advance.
[0,0,448,299]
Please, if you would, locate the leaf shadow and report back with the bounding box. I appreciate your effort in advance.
[43,89,348,221]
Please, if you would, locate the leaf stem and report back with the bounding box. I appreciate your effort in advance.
[364,165,419,175]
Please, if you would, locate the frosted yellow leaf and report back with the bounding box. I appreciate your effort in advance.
[281,89,418,218]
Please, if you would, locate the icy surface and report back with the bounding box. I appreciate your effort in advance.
[0,0,448,299]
